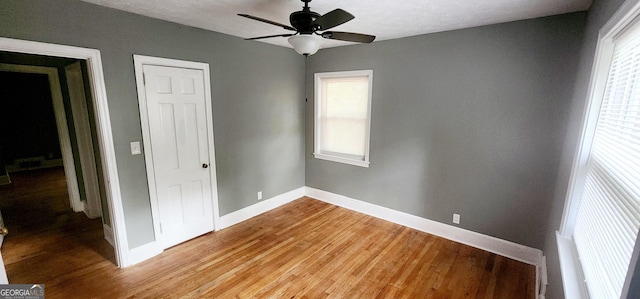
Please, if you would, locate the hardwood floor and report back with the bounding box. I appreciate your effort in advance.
[0,168,535,298]
[0,167,116,284]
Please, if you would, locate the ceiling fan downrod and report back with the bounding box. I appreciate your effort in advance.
[302,0,311,11]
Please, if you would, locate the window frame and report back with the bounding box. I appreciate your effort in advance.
[313,70,373,168]
[557,0,640,298]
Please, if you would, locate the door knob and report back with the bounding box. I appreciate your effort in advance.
[202,164,209,168]
[0,227,8,236]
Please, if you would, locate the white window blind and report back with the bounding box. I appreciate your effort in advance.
[314,70,373,167]
[573,20,640,299]
[320,76,369,157]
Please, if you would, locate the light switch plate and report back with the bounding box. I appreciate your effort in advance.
[130,141,142,155]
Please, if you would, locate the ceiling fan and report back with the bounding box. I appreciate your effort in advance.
[238,0,376,56]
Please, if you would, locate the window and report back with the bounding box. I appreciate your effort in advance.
[314,70,373,167]
[558,2,640,298]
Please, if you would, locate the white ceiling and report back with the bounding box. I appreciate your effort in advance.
[82,0,592,50]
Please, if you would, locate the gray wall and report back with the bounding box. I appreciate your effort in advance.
[543,0,626,298]
[306,13,586,251]
[3,1,627,296]
[0,0,306,248]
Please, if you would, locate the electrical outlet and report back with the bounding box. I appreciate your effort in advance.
[130,141,141,155]
[257,191,263,200]
[453,213,460,224]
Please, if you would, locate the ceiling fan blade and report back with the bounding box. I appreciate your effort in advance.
[245,33,296,40]
[322,31,376,43]
[313,9,354,30]
[238,14,296,31]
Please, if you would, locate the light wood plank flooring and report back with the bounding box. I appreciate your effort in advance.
[0,168,535,298]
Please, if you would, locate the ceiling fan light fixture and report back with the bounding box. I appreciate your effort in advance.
[288,34,323,56]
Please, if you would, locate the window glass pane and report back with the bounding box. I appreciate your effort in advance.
[325,78,369,119]
[321,118,366,157]
[320,76,369,157]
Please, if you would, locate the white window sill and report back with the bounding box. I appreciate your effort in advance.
[313,153,370,168]
[556,231,589,299]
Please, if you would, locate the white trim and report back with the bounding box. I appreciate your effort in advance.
[0,37,128,267]
[538,255,548,299]
[314,70,373,168]
[218,187,306,230]
[127,241,162,266]
[0,252,7,284]
[558,22,617,236]
[557,232,589,299]
[305,187,543,265]
[0,63,83,213]
[560,0,640,237]
[133,54,220,249]
[313,153,370,168]
[65,61,102,219]
[103,224,115,247]
[558,44,607,235]
[557,0,640,296]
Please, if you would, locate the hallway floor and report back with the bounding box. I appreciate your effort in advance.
[0,167,116,284]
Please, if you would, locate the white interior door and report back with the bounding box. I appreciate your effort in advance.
[143,65,214,249]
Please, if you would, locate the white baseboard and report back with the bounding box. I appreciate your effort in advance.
[306,187,546,298]
[127,241,162,267]
[103,224,115,247]
[218,187,306,230]
[305,187,543,265]
[121,187,305,267]
[118,185,547,298]
[216,186,545,267]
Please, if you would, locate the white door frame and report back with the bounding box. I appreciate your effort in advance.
[0,37,128,267]
[65,62,103,219]
[133,55,220,247]
[0,63,84,213]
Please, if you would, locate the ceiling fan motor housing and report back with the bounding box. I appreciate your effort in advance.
[290,10,321,34]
